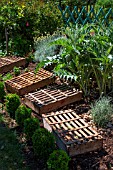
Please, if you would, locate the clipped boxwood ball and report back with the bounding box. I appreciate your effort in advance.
[5,93,20,119]
[15,104,31,127]
[24,117,40,140]
[47,150,70,170]
[32,128,55,161]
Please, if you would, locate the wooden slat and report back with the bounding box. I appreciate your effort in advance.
[0,57,26,74]
[24,86,82,114]
[43,109,103,156]
[5,69,55,95]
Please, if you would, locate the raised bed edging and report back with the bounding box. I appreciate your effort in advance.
[5,69,55,95]
[42,109,103,157]
[24,84,82,114]
[0,57,26,74]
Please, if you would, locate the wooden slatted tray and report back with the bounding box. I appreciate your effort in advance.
[24,84,82,114]
[5,68,55,95]
[42,109,103,157]
[0,56,26,74]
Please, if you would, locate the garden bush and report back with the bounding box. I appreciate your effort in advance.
[15,104,31,127]
[47,149,70,170]
[34,3,63,37]
[90,96,113,127]
[24,117,40,140]
[95,0,113,9]
[0,0,63,56]
[32,128,55,161]
[5,93,20,119]
[0,81,6,102]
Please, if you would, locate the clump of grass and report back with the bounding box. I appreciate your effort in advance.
[90,96,113,127]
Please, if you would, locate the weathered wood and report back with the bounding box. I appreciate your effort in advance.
[42,109,103,157]
[0,57,26,74]
[5,69,55,95]
[24,84,82,114]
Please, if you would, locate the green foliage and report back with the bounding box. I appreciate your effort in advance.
[34,33,61,63]
[0,0,63,55]
[15,104,31,127]
[36,24,93,96]
[90,96,113,127]
[0,0,36,55]
[2,73,13,81]
[5,93,20,119]
[34,3,63,37]
[26,52,35,65]
[36,24,113,96]
[13,66,20,76]
[95,0,113,8]
[24,117,40,140]
[32,128,55,161]
[0,114,4,123]
[24,68,29,73]
[47,150,70,170]
[0,81,6,102]
[0,126,28,170]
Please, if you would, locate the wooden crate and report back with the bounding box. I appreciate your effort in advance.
[42,109,103,157]
[24,84,82,114]
[5,69,55,95]
[0,56,26,74]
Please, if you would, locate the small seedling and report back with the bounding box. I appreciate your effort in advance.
[13,66,20,76]
[2,73,13,81]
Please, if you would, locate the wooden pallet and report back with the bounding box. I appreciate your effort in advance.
[42,109,103,157]
[0,56,26,74]
[5,69,55,95]
[24,84,82,114]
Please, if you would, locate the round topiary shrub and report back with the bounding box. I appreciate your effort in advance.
[32,128,55,161]
[24,117,40,140]
[47,150,70,170]
[15,104,32,128]
[5,93,20,119]
[0,81,6,102]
